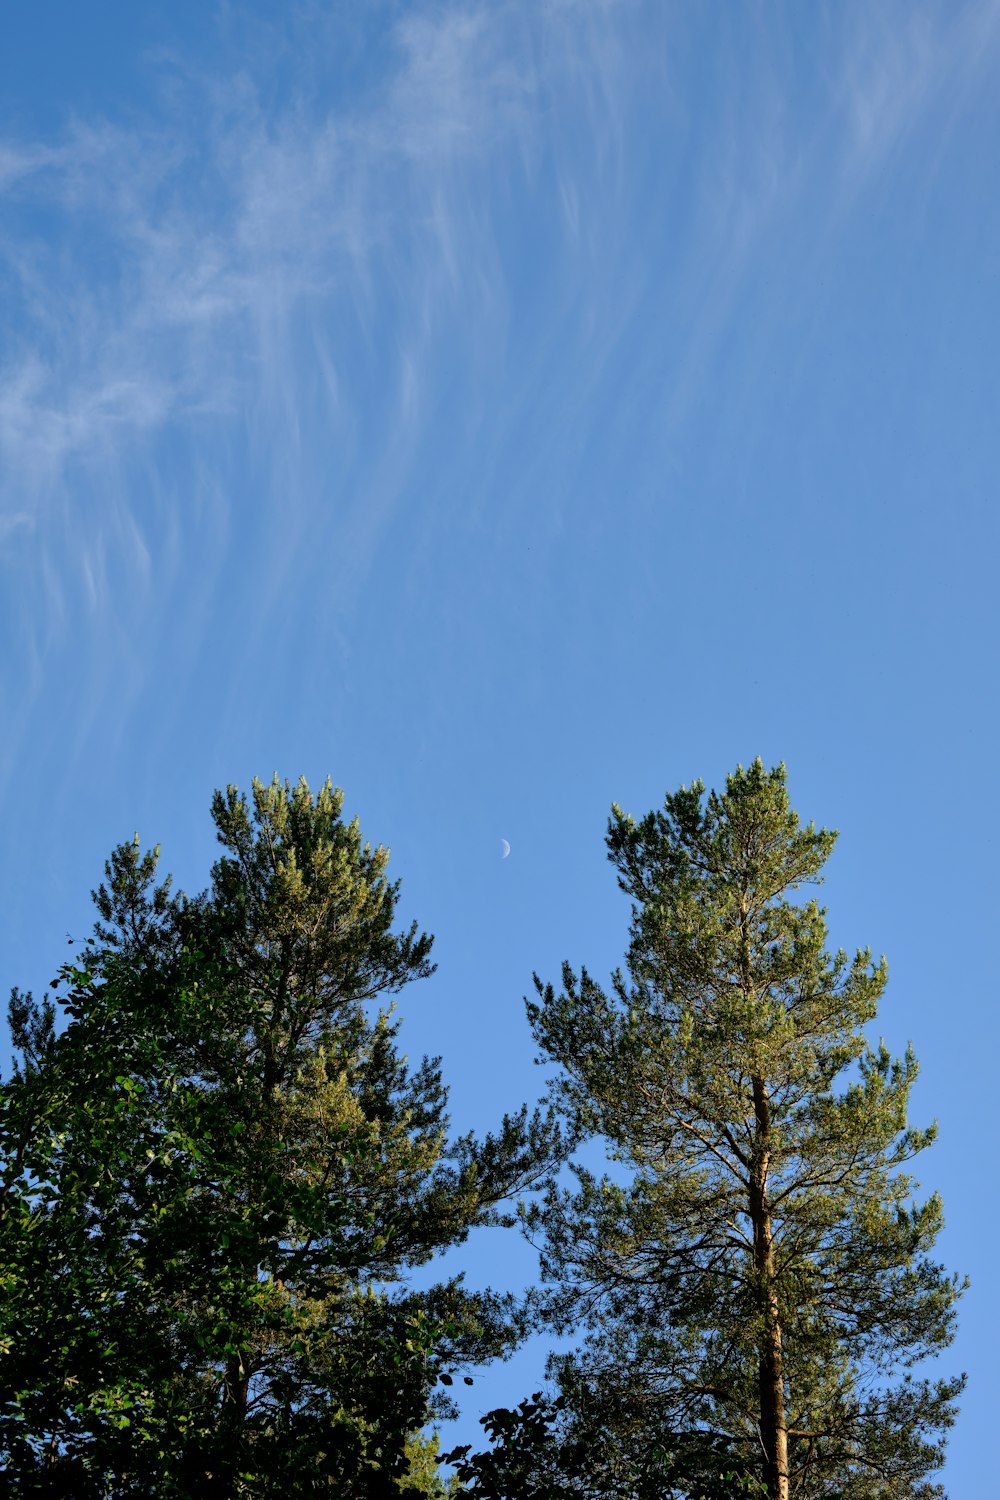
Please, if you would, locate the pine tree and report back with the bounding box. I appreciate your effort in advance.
[1,776,559,1496]
[525,760,965,1499]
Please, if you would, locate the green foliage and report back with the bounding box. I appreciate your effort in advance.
[1,776,561,1496]
[524,760,966,1499]
[443,1387,767,1499]
[402,1430,462,1497]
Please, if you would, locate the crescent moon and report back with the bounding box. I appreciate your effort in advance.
[500,839,511,859]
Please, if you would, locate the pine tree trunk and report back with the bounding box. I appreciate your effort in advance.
[758,1266,789,1499]
[218,1355,251,1497]
[750,1076,789,1500]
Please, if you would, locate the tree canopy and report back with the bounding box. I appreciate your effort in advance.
[523,760,965,1499]
[0,776,559,1497]
[0,764,967,1497]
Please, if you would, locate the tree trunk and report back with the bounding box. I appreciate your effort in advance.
[757,1262,789,1499]
[750,1075,789,1500]
[217,1354,251,1498]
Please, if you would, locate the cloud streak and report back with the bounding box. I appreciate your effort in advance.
[837,0,1000,183]
[1,0,995,771]
[0,0,648,806]
[0,6,542,607]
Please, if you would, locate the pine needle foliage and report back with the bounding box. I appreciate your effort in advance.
[524,760,966,1500]
[1,776,560,1497]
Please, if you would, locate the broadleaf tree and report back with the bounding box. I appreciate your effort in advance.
[0,776,561,1497]
[442,1385,764,1499]
[524,760,966,1499]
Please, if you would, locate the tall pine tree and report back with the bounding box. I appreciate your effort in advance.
[525,761,965,1499]
[1,776,558,1497]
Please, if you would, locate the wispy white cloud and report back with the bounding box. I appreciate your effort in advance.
[835,0,1000,188]
[2,9,601,512]
[0,7,533,645]
[2,0,996,790]
[0,0,645,799]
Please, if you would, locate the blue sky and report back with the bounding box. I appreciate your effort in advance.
[2,1,997,1488]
